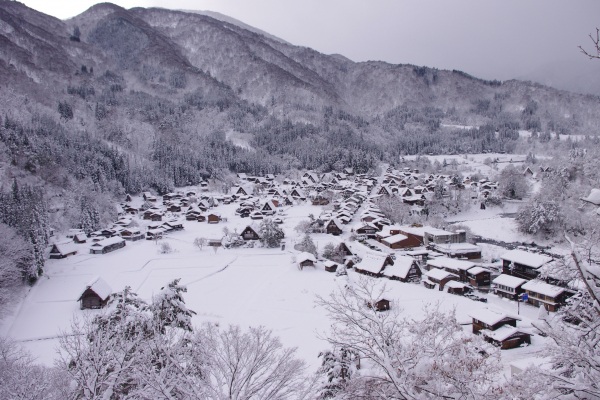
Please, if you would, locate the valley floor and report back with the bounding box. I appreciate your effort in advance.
[1,202,550,376]
[0,153,561,377]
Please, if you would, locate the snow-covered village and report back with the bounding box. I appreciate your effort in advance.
[1,1,600,399]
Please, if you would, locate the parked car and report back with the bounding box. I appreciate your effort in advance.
[273,217,284,224]
[465,293,488,303]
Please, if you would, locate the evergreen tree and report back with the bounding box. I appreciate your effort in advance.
[297,233,317,256]
[150,279,196,333]
[317,347,359,399]
[258,218,285,248]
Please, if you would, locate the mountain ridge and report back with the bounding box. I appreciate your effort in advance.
[0,0,599,194]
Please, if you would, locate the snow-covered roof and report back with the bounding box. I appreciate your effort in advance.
[52,241,78,255]
[423,227,455,236]
[80,276,112,301]
[427,257,475,271]
[90,236,125,248]
[355,252,389,274]
[433,242,481,254]
[581,188,600,206]
[522,280,565,298]
[398,225,452,237]
[381,256,416,279]
[469,308,520,326]
[297,252,316,263]
[327,218,342,229]
[500,249,552,269]
[492,274,528,288]
[482,326,528,342]
[378,225,402,236]
[467,266,490,275]
[425,268,457,281]
[323,260,337,268]
[381,233,408,245]
[444,280,468,289]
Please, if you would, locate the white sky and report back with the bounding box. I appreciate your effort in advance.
[18,0,600,90]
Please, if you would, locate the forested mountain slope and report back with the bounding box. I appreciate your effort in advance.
[0,1,599,249]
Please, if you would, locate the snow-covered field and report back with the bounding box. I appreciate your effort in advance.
[0,155,556,374]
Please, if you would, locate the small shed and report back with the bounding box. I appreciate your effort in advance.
[368,298,390,312]
[207,213,221,224]
[481,326,531,350]
[323,260,338,273]
[78,276,112,309]
[298,252,316,270]
[445,280,470,295]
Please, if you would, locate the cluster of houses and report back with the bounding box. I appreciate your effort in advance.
[377,166,500,207]
[491,249,574,312]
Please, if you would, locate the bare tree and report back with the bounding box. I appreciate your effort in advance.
[195,323,311,400]
[0,338,67,400]
[193,237,207,250]
[579,28,600,59]
[316,278,502,399]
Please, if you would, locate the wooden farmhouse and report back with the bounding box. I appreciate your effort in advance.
[426,257,475,282]
[354,253,394,277]
[381,256,421,282]
[89,236,126,254]
[146,228,165,241]
[466,266,492,288]
[470,309,531,350]
[261,200,278,215]
[78,276,112,310]
[120,228,145,241]
[394,225,429,247]
[355,223,379,239]
[325,219,343,236]
[443,280,470,295]
[163,220,184,232]
[241,226,261,241]
[49,241,78,259]
[521,280,573,312]
[337,242,354,257]
[73,233,88,243]
[290,188,306,200]
[501,249,553,280]
[297,252,316,270]
[492,274,528,300]
[142,192,157,202]
[311,196,330,206]
[380,233,414,249]
[422,268,458,291]
[431,242,482,260]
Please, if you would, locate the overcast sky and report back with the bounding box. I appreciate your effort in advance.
[19,0,600,93]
